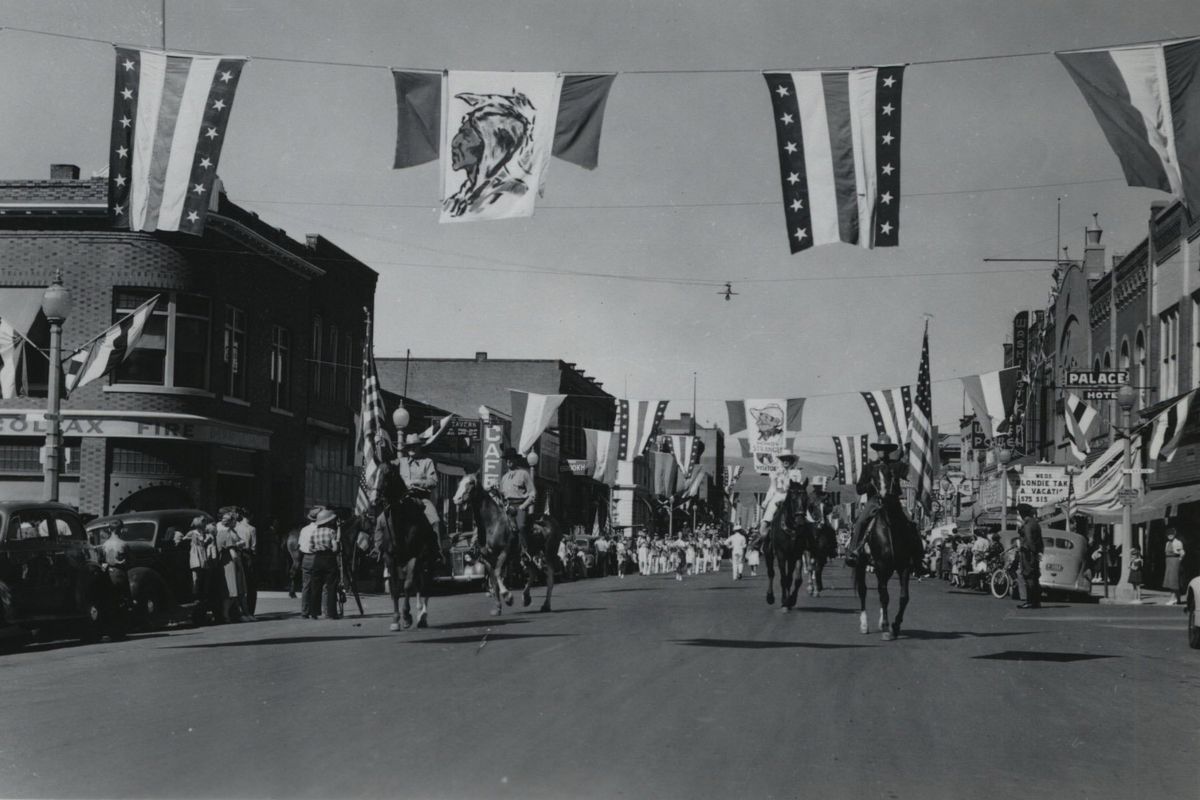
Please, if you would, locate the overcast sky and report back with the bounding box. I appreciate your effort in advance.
[1,0,1197,462]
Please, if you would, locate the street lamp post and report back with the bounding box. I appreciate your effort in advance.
[997,447,1012,536]
[1115,385,1137,601]
[41,270,72,502]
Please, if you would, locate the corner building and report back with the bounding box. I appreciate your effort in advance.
[0,166,376,523]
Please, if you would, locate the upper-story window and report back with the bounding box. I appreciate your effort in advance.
[322,324,338,402]
[310,317,322,398]
[270,325,291,411]
[1136,328,1147,410]
[113,290,210,390]
[1161,304,1180,399]
[340,335,354,406]
[223,306,247,400]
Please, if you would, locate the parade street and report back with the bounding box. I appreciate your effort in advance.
[0,568,1194,800]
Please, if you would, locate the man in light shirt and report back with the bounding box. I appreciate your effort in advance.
[726,525,748,580]
[499,447,537,555]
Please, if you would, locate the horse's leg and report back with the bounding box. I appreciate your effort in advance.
[892,568,910,638]
[388,556,404,632]
[765,547,776,605]
[780,557,794,611]
[815,555,825,595]
[855,563,869,634]
[521,555,535,607]
[878,568,893,640]
[804,553,815,596]
[400,557,417,629]
[415,561,429,628]
[540,555,554,613]
[494,548,513,606]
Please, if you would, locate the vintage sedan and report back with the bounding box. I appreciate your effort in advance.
[1186,574,1200,649]
[85,509,217,627]
[0,500,127,649]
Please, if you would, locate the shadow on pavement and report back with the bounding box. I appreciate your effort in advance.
[781,606,860,615]
[673,638,870,650]
[522,607,605,614]
[432,618,531,630]
[2,631,193,656]
[599,587,660,593]
[973,650,1115,662]
[897,629,1040,640]
[167,635,386,648]
[406,633,577,644]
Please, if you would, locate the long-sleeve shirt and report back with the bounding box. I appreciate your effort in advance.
[855,458,908,500]
[396,456,437,492]
[499,468,536,504]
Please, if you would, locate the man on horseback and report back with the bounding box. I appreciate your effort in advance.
[752,450,805,549]
[498,447,538,556]
[396,433,447,562]
[845,434,920,567]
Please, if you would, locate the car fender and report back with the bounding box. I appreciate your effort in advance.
[128,566,174,611]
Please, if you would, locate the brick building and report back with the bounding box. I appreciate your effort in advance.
[0,166,376,525]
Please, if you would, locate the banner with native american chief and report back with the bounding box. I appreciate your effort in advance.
[726,397,805,474]
[439,71,563,223]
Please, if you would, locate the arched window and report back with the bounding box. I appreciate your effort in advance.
[1102,349,1112,369]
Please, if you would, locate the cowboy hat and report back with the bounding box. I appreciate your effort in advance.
[870,434,899,452]
[307,505,325,522]
[501,446,521,460]
[400,433,425,451]
[314,508,338,527]
[776,450,799,462]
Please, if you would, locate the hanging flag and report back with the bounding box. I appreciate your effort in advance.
[584,427,620,484]
[961,368,1021,440]
[650,449,679,496]
[1064,393,1099,462]
[1057,38,1200,210]
[725,397,805,471]
[1147,390,1198,461]
[722,464,744,492]
[1071,435,1145,516]
[354,328,389,517]
[0,289,47,399]
[509,389,567,456]
[907,322,935,512]
[681,468,710,500]
[394,71,616,170]
[419,414,455,447]
[764,66,904,253]
[614,399,669,463]
[860,386,912,445]
[108,47,246,234]
[667,434,704,476]
[831,434,870,484]
[62,295,159,395]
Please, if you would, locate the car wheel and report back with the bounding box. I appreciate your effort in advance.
[142,589,168,631]
[1188,600,1200,650]
[81,595,105,643]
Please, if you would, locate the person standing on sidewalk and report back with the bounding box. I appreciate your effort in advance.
[303,508,340,619]
[1163,528,1185,605]
[1017,504,1044,609]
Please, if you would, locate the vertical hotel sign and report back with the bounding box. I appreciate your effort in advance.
[1012,311,1029,372]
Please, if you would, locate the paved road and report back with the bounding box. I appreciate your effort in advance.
[1,565,1196,799]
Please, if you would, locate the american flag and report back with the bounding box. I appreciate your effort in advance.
[63,295,160,395]
[861,386,913,445]
[614,399,669,462]
[108,47,246,235]
[832,434,869,485]
[907,322,934,512]
[354,327,389,516]
[764,66,904,253]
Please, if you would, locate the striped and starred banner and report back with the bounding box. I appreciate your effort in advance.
[907,322,934,512]
[860,386,912,446]
[667,434,704,476]
[764,65,904,253]
[614,399,669,463]
[354,328,388,517]
[109,47,246,235]
[1147,389,1198,462]
[832,434,869,485]
[63,294,159,395]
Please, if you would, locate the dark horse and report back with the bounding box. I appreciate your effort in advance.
[453,473,563,615]
[764,482,812,611]
[372,462,440,631]
[853,492,918,641]
[804,510,839,598]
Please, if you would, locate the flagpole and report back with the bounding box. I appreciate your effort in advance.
[65,294,160,358]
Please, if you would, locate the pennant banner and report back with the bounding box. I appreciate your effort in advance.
[650,449,679,496]
[860,386,912,445]
[0,289,47,399]
[63,295,159,395]
[584,427,620,484]
[1064,393,1099,462]
[764,66,904,253]
[723,464,744,492]
[1147,390,1198,462]
[832,434,870,485]
[961,367,1021,440]
[509,389,567,456]
[109,47,246,234]
[1057,38,1200,210]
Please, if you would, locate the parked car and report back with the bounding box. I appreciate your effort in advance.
[0,500,128,649]
[85,509,217,628]
[1036,512,1091,598]
[569,536,597,579]
[445,530,487,582]
[1186,574,1200,649]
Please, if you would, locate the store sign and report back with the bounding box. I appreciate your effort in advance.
[0,413,269,450]
[1014,465,1069,508]
[563,459,590,476]
[1012,311,1029,370]
[970,419,1023,451]
[479,423,505,489]
[1063,369,1128,400]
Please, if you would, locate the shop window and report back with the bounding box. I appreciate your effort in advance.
[223,305,247,400]
[270,325,291,411]
[113,291,210,390]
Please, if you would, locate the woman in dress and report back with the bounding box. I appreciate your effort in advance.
[178,516,213,621]
[1163,528,1185,605]
[215,515,250,622]
[746,541,760,577]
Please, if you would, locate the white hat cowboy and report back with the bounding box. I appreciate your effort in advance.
[776,449,799,464]
[399,433,425,453]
